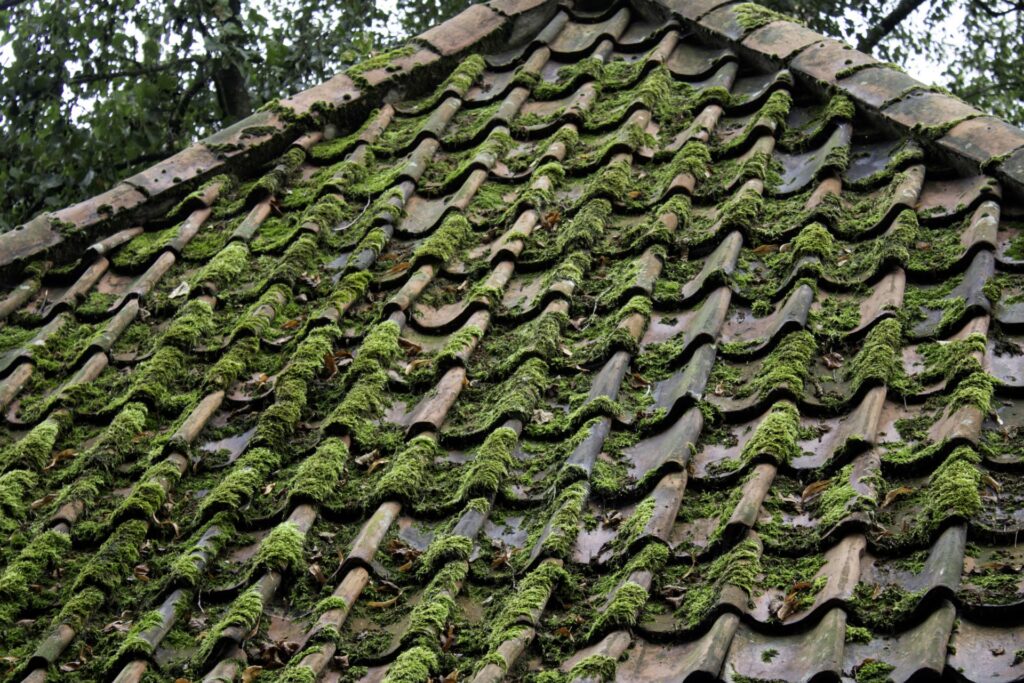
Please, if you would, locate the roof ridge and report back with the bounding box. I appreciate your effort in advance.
[647,0,1024,194]
[0,0,559,273]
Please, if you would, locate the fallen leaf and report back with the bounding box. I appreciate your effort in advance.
[169,282,191,299]
[533,409,554,424]
[398,338,422,354]
[801,479,832,501]
[241,666,264,683]
[30,493,56,510]
[963,556,977,574]
[262,483,276,495]
[385,261,411,275]
[367,458,390,474]
[752,244,778,255]
[308,564,326,585]
[366,595,401,609]
[324,352,338,378]
[44,448,77,470]
[822,351,844,370]
[881,486,915,508]
[281,319,301,330]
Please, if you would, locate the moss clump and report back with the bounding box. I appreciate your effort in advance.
[205,336,259,391]
[199,447,282,519]
[677,539,761,627]
[383,645,439,683]
[412,212,473,266]
[614,497,655,554]
[488,561,568,649]
[444,357,550,439]
[375,435,444,503]
[407,561,466,645]
[418,531,473,575]
[734,2,799,30]
[0,469,36,534]
[254,520,306,574]
[289,437,347,504]
[741,401,802,464]
[163,299,216,349]
[817,464,874,529]
[844,318,913,395]
[0,529,70,625]
[72,519,147,593]
[743,330,816,399]
[455,426,517,501]
[195,585,265,665]
[109,608,164,664]
[926,446,981,523]
[947,371,996,415]
[845,625,873,643]
[56,586,105,630]
[0,414,65,471]
[435,324,483,369]
[567,655,617,682]
[193,241,249,291]
[327,269,374,314]
[256,326,338,449]
[538,481,588,560]
[855,659,895,683]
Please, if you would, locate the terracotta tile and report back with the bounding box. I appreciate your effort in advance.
[741,21,823,62]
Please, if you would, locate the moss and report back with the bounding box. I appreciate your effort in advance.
[614,497,655,553]
[57,586,105,630]
[115,461,179,520]
[194,241,249,291]
[734,3,799,30]
[163,299,216,349]
[0,469,36,534]
[375,435,443,503]
[743,330,816,399]
[539,481,588,560]
[72,519,147,593]
[205,336,259,391]
[488,561,568,648]
[926,446,981,523]
[109,608,165,663]
[418,532,473,575]
[436,324,483,369]
[0,414,64,471]
[256,327,338,449]
[844,318,913,395]
[407,561,466,645]
[289,437,348,504]
[254,520,306,574]
[328,269,374,313]
[567,655,617,682]
[445,357,550,439]
[817,465,874,529]
[855,659,895,683]
[456,426,517,501]
[677,539,761,627]
[413,213,473,266]
[199,447,281,518]
[0,529,70,625]
[845,625,873,643]
[383,645,439,683]
[588,580,649,638]
[195,585,265,665]
[947,371,996,415]
[740,401,802,464]
[112,223,178,269]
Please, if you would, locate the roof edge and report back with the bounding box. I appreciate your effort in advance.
[0,0,558,274]
[651,0,1024,198]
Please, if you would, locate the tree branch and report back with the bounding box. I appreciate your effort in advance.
[857,0,931,52]
[67,58,204,86]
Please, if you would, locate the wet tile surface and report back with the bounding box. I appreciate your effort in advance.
[1,2,1024,683]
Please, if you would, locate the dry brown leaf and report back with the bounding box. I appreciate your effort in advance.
[44,448,77,471]
[366,595,401,609]
[323,352,338,378]
[366,458,390,474]
[241,665,264,683]
[963,556,977,574]
[801,480,832,501]
[752,244,778,255]
[881,486,915,508]
[822,351,844,370]
[386,261,412,275]
[281,319,301,330]
[30,493,56,510]
[308,563,326,585]
[398,338,422,354]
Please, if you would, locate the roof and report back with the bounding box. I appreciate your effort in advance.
[1,0,1024,681]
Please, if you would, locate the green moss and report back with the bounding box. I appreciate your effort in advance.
[169,174,233,217]
[328,270,374,313]
[0,529,70,625]
[418,531,473,575]
[444,357,550,439]
[201,447,281,519]
[947,371,996,415]
[413,213,473,266]
[194,241,250,291]
[289,437,348,504]
[205,336,259,391]
[567,654,617,682]
[0,414,64,471]
[677,539,761,627]
[743,330,816,399]
[383,645,439,683]
[254,520,306,574]
[740,401,802,464]
[164,299,216,349]
[488,561,568,648]
[845,625,873,643]
[436,324,483,369]
[112,223,178,269]
[109,608,165,663]
[195,585,265,665]
[57,587,105,630]
[72,519,147,593]
[456,426,517,501]
[855,659,895,683]
[0,469,36,534]
[539,481,588,560]
[407,561,466,645]
[817,465,874,529]
[734,3,799,30]
[375,435,443,503]
[927,445,981,523]
[844,318,913,395]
